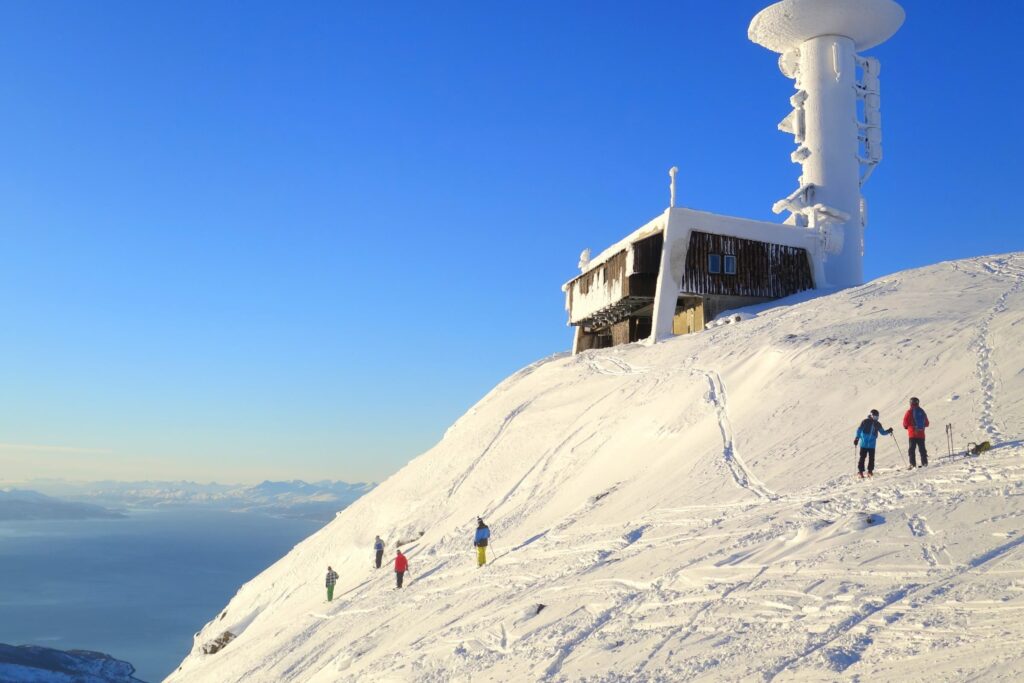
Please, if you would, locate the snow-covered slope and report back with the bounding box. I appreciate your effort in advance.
[167,254,1024,682]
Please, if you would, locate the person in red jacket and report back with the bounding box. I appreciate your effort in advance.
[902,397,930,468]
[394,549,409,589]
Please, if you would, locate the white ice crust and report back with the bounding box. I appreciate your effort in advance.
[749,0,905,52]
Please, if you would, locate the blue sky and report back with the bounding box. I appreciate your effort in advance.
[1,1,1020,484]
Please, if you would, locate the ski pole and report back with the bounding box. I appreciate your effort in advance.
[890,431,904,461]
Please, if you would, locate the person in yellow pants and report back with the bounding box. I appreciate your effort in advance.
[473,518,490,567]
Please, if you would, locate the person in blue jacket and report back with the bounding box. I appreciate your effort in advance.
[373,535,385,569]
[473,518,490,567]
[854,409,893,478]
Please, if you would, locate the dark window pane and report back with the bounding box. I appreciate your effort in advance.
[724,255,736,274]
[708,253,721,274]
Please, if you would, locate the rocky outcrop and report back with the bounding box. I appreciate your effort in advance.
[200,632,235,655]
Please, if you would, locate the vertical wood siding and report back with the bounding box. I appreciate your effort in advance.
[682,231,813,298]
[571,250,627,296]
[631,232,663,275]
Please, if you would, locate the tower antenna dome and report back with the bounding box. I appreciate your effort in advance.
[749,0,905,54]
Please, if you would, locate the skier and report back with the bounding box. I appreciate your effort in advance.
[853,409,893,478]
[474,517,490,567]
[394,549,409,589]
[373,535,385,569]
[325,566,339,602]
[902,397,930,468]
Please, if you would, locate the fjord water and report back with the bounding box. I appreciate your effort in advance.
[0,508,322,682]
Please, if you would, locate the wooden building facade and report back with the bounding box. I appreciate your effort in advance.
[566,223,815,353]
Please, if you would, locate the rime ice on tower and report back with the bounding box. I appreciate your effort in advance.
[749,0,905,288]
[563,0,905,354]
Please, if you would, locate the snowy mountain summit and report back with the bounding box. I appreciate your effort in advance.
[168,255,1024,682]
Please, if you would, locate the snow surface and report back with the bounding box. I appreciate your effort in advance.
[168,254,1024,682]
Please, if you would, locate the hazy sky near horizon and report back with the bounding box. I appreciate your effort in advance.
[2,1,1021,485]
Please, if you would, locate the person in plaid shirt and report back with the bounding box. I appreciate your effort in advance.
[325,566,339,601]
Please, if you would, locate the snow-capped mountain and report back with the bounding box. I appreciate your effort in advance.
[0,489,124,521]
[0,643,143,683]
[167,254,1024,682]
[19,480,375,522]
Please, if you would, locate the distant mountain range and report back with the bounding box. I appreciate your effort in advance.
[0,489,125,521]
[3,479,376,523]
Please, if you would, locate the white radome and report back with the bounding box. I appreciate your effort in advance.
[749,0,905,53]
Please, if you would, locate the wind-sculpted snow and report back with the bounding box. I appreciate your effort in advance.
[167,254,1024,682]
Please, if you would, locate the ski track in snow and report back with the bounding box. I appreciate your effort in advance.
[764,510,1024,682]
[585,354,646,376]
[181,432,1024,683]
[700,368,778,501]
[447,400,532,499]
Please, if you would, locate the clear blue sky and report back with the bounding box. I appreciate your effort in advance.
[1,1,1020,484]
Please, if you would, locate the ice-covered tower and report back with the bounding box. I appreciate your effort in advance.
[749,0,904,287]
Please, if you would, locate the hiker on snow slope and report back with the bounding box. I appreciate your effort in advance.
[474,518,490,567]
[903,397,930,468]
[854,409,893,478]
[325,566,339,602]
[394,549,409,589]
[373,535,385,569]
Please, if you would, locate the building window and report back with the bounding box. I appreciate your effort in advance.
[708,253,721,274]
[724,254,736,275]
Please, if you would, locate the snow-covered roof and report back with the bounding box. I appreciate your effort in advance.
[671,206,817,251]
[565,207,818,291]
[562,211,668,291]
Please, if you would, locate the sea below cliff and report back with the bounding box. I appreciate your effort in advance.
[0,508,322,681]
